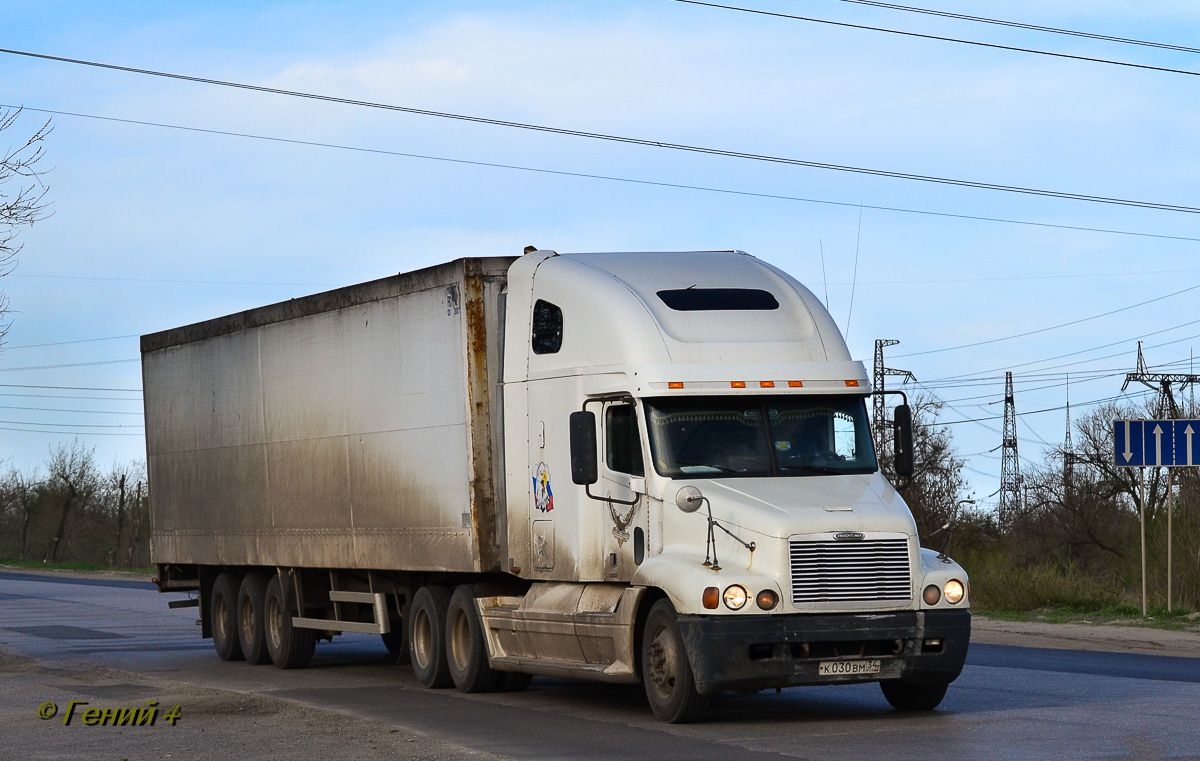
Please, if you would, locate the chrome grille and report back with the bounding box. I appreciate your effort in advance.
[789,538,912,604]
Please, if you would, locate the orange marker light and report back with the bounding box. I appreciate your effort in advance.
[703,587,720,610]
[759,381,775,388]
[668,382,684,389]
[788,380,803,388]
[730,381,746,388]
[845,380,860,387]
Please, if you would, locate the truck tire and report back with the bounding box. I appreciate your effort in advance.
[409,585,453,688]
[237,573,272,664]
[211,571,245,662]
[445,585,501,693]
[264,574,316,669]
[641,599,709,724]
[880,680,949,711]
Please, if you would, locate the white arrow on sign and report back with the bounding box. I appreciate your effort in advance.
[1124,420,1133,463]
[1153,424,1164,466]
[1186,424,1194,467]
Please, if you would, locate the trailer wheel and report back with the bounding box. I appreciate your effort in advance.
[880,680,948,711]
[211,571,245,662]
[641,599,709,723]
[409,585,453,688]
[237,573,272,664]
[446,585,502,693]
[264,574,315,669]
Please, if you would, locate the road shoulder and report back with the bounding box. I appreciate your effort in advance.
[973,615,1200,658]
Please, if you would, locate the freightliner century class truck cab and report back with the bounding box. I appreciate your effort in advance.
[144,249,970,724]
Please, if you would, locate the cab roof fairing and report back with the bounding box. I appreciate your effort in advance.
[508,251,856,384]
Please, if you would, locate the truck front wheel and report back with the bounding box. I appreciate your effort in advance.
[264,574,315,669]
[211,571,245,662]
[880,680,949,711]
[409,585,453,688]
[641,599,709,723]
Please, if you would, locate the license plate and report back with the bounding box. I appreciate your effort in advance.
[818,659,881,676]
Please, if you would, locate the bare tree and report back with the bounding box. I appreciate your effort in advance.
[44,440,97,563]
[1,465,43,560]
[1,107,52,343]
[878,394,971,540]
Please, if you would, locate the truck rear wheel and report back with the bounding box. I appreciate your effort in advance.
[211,571,245,662]
[446,585,501,693]
[264,574,316,669]
[880,680,948,711]
[641,599,709,724]
[237,573,272,664]
[409,585,453,688]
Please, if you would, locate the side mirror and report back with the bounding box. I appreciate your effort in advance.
[892,403,915,478]
[569,411,598,485]
[675,485,703,513]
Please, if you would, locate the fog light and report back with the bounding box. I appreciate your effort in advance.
[755,589,779,610]
[944,579,965,605]
[723,585,748,610]
[702,587,720,609]
[923,584,941,605]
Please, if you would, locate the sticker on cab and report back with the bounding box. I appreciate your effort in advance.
[533,462,554,512]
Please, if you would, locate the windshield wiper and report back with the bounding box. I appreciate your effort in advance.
[780,464,844,475]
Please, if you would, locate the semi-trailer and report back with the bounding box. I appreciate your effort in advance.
[142,249,970,723]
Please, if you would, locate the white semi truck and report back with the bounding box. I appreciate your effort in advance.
[142,249,970,723]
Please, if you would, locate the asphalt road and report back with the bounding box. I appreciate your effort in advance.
[2,570,1199,761]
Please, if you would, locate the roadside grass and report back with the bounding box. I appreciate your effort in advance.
[0,557,154,577]
[979,604,1200,632]
[964,552,1199,631]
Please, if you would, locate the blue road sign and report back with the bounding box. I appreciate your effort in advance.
[1114,420,1200,467]
[1174,420,1200,467]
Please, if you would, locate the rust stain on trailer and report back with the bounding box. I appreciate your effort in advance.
[464,260,500,572]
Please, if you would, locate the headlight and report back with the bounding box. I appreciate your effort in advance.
[723,585,748,610]
[755,589,779,610]
[944,579,965,605]
[922,584,941,605]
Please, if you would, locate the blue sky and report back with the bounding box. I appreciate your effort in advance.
[3,1,1199,504]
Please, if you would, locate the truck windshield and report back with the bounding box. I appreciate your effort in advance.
[644,395,877,478]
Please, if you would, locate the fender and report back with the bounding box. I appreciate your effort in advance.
[632,551,785,616]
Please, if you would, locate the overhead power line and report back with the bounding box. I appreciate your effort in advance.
[0,404,142,416]
[828,0,1200,55]
[0,383,141,392]
[0,418,142,429]
[4,334,139,350]
[925,318,1200,383]
[0,425,143,437]
[2,51,1199,214]
[11,104,1200,244]
[896,281,1200,357]
[674,1,1200,79]
[0,358,139,372]
[11,272,333,288]
[938,388,1153,426]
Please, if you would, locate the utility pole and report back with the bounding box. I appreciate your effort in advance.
[999,371,1022,528]
[872,339,916,458]
[1121,342,1200,613]
[1122,341,1199,418]
[1063,374,1074,489]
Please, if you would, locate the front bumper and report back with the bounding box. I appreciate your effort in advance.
[677,609,970,695]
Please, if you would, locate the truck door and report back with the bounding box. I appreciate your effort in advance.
[599,400,648,582]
